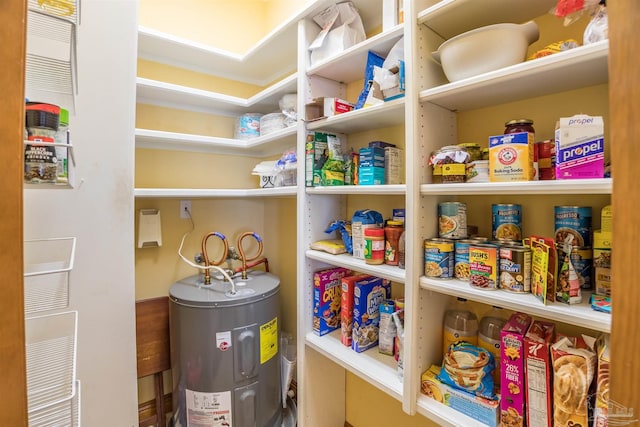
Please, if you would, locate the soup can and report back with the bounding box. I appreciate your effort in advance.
[492,204,522,241]
[438,202,467,239]
[554,206,592,248]
[469,243,499,290]
[454,239,476,280]
[558,246,593,290]
[424,238,454,279]
[499,244,531,293]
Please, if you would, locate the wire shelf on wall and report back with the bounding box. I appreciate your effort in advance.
[29,380,81,427]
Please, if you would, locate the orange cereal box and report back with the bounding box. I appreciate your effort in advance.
[340,274,371,346]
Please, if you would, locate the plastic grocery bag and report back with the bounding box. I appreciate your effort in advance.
[309,2,366,65]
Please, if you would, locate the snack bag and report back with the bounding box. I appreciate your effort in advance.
[437,342,496,400]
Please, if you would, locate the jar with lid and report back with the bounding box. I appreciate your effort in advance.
[384,220,404,266]
[458,143,482,162]
[364,227,385,265]
[24,102,60,184]
[504,119,535,135]
[429,145,470,183]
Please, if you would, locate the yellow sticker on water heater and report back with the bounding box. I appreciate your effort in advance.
[260,317,278,364]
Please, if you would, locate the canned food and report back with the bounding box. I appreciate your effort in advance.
[554,206,592,248]
[458,143,483,162]
[454,239,476,280]
[537,139,556,180]
[438,202,467,239]
[499,244,531,293]
[469,243,498,290]
[558,246,593,290]
[492,204,522,241]
[424,238,454,279]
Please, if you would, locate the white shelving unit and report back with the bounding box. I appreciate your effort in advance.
[134,186,297,199]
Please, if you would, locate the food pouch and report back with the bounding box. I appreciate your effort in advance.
[437,342,496,400]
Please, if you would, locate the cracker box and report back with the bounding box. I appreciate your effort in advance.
[352,277,391,352]
[313,267,350,336]
[550,335,597,427]
[489,132,535,182]
[524,320,555,427]
[340,274,371,346]
[421,365,499,427]
[385,147,403,185]
[555,114,604,179]
[501,312,532,427]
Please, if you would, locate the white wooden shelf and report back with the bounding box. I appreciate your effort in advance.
[135,127,297,157]
[420,277,611,333]
[138,0,382,85]
[420,40,609,112]
[418,0,557,40]
[307,25,404,83]
[307,184,406,195]
[420,178,612,196]
[306,250,405,284]
[305,330,403,401]
[134,187,297,199]
[136,74,297,116]
[306,98,405,134]
[417,396,490,427]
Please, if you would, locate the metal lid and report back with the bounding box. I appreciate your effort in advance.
[505,118,534,126]
[169,270,280,308]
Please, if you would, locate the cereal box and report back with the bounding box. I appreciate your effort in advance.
[551,335,597,427]
[555,114,604,180]
[421,365,499,427]
[489,132,535,182]
[524,320,555,427]
[352,277,391,352]
[500,312,532,427]
[340,274,371,346]
[313,267,350,336]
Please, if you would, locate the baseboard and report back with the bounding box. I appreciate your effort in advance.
[138,393,172,423]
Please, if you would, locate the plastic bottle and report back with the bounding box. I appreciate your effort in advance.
[364,227,385,265]
[478,306,507,387]
[384,220,404,266]
[398,230,406,269]
[442,298,478,355]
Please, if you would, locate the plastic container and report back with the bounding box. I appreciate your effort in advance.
[398,230,406,269]
[442,298,478,354]
[54,108,70,183]
[25,102,61,184]
[364,227,385,265]
[384,220,404,266]
[429,145,470,183]
[478,306,507,387]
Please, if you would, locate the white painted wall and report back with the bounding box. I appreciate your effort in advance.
[24,0,139,425]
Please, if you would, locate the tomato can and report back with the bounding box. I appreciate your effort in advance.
[492,204,522,241]
[499,244,531,293]
[424,238,454,279]
[469,243,499,290]
[537,139,556,180]
[438,202,467,239]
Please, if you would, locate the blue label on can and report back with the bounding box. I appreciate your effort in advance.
[554,206,592,247]
[454,240,473,280]
[492,204,522,241]
[424,240,454,279]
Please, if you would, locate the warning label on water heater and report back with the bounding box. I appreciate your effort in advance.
[216,331,231,352]
[260,317,278,364]
[185,389,232,427]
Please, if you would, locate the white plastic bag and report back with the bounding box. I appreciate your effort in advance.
[309,2,365,65]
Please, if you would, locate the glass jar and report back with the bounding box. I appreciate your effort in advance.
[481,148,489,161]
[429,145,470,183]
[504,119,535,135]
[458,143,482,162]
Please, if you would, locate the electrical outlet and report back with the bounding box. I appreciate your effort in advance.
[180,200,191,219]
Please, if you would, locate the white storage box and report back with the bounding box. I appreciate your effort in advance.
[24,237,76,315]
[26,311,78,414]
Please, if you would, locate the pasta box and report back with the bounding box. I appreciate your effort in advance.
[500,312,532,427]
[352,276,391,352]
[313,267,350,336]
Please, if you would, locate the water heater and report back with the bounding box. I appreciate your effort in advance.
[169,271,282,427]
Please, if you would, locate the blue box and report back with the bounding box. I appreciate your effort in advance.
[359,166,385,185]
[352,277,391,353]
[359,147,385,168]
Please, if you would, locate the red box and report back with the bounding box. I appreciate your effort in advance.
[340,274,371,346]
[524,320,555,427]
[500,312,532,427]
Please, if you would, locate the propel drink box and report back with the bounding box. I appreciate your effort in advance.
[555,115,604,179]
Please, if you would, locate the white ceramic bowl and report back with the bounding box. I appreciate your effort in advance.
[433,21,540,82]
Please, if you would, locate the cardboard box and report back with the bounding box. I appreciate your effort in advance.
[555,114,605,179]
[421,365,499,427]
[385,146,402,185]
[358,166,385,185]
[352,277,391,352]
[305,97,354,121]
[593,229,612,296]
[382,61,405,101]
[359,147,385,168]
[501,312,532,427]
[340,274,371,346]
[313,267,350,336]
[489,132,535,182]
[524,320,555,427]
[305,131,344,187]
[600,205,612,233]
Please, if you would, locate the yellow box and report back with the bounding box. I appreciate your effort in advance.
[601,205,612,234]
[593,230,612,250]
[489,132,534,182]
